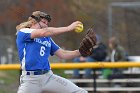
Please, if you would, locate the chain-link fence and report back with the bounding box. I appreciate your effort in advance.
[0,36,18,64]
[108,2,140,56]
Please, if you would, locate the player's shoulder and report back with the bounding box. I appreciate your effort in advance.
[18,28,35,33]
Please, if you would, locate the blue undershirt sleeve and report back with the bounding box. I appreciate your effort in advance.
[50,38,60,56]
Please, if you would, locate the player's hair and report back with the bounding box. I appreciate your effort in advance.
[16,11,50,31]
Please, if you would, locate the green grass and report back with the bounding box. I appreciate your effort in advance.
[52,69,68,78]
[0,70,20,93]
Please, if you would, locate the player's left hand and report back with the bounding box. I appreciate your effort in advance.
[78,27,97,57]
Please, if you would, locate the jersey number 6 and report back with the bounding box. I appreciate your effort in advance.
[40,46,45,56]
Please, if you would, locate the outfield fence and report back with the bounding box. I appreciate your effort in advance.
[0,62,140,70]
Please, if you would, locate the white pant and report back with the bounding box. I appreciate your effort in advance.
[17,70,88,93]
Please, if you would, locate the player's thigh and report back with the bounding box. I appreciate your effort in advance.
[43,74,88,93]
[17,81,41,93]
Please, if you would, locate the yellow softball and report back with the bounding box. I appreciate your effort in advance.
[75,23,84,33]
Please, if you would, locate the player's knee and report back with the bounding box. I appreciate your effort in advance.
[76,88,88,93]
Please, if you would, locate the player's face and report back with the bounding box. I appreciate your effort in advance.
[39,18,48,28]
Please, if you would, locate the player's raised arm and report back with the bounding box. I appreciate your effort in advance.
[30,21,81,39]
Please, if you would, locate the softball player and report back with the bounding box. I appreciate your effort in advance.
[16,11,88,93]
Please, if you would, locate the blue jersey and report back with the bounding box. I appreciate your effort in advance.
[16,28,60,71]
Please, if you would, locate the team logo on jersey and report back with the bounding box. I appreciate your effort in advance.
[34,38,51,47]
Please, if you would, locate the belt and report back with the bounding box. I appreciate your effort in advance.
[23,70,49,75]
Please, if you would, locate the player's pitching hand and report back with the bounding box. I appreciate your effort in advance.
[67,21,82,31]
